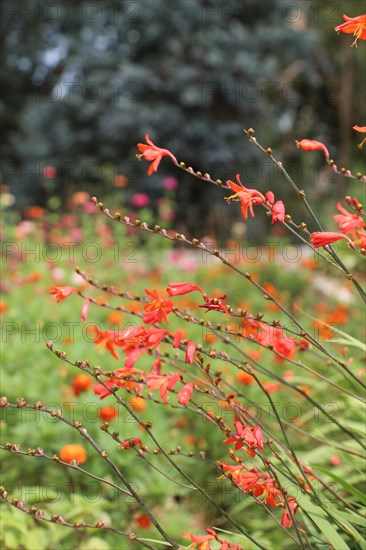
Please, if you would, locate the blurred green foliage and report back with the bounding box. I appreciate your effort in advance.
[2,0,365,236]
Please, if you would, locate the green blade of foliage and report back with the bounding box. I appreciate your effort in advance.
[313,465,366,506]
[299,494,351,550]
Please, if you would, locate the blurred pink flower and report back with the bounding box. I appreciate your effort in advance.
[83,201,97,214]
[42,165,57,179]
[131,193,150,208]
[14,221,35,239]
[71,228,83,242]
[163,177,178,191]
[50,268,66,281]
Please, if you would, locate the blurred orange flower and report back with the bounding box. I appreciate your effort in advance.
[129,396,146,412]
[59,444,87,464]
[108,311,123,325]
[237,371,255,386]
[72,374,93,396]
[113,174,128,187]
[99,406,118,422]
[24,206,45,219]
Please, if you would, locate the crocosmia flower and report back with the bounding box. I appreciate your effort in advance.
[167,282,205,296]
[225,174,264,220]
[335,14,366,47]
[353,125,366,149]
[137,134,177,175]
[310,231,354,248]
[271,200,285,224]
[50,286,78,303]
[296,139,329,160]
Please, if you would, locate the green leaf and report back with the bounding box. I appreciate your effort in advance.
[299,494,350,550]
[313,466,366,506]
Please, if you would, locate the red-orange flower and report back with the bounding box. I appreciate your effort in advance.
[333,202,364,236]
[59,444,87,464]
[99,406,118,422]
[296,139,329,160]
[177,382,195,405]
[310,231,354,248]
[199,295,229,317]
[81,298,90,321]
[143,289,173,325]
[353,125,366,149]
[146,372,182,404]
[72,374,93,396]
[224,421,264,456]
[237,371,255,385]
[281,497,299,528]
[167,282,205,296]
[92,326,122,359]
[185,341,196,364]
[50,286,78,303]
[271,200,285,224]
[137,134,177,176]
[120,437,143,450]
[354,230,366,249]
[182,532,215,550]
[134,513,152,529]
[335,14,366,47]
[225,174,264,220]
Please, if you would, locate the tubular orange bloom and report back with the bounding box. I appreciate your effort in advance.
[146,372,182,404]
[354,230,366,249]
[225,174,264,220]
[335,14,366,47]
[92,326,122,359]
[223,421,264,456]
[271,200,286,224]
[72,374,93,396]
[143,289,173,325]
[94,378,122,399]
[167,282,205,296]
[265,190,275,206]
[137,134,177,176]
[185,341,196,364]
[145,327,170,349]
[50,286,78,303]
[281,497,299,528]
[353,125,366,149]
[310,231,354,248]
[182,532,215,550]
[333,202,365,236]
[81,298,90,321]
[59,444,87,464]
[296,139,329,160]
[173,330,184,348]
[177,382,195,405]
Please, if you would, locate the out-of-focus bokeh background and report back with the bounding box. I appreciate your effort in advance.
[1,0,365,238]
